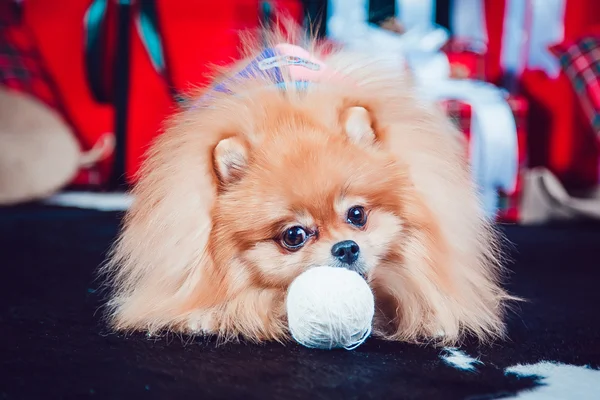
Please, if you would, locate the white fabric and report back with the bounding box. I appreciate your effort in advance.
[407,50,451,82]
[527,0,566,78]
[451,0,488,48]
[327,0,446,56]
[396,0,435,31]
[326,0,370,44]
[501,0,528,80]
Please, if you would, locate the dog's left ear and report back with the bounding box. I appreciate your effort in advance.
[342,106,376,145]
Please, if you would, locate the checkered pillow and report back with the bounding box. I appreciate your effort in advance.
[0,1,63,112]
[551,35,600,135]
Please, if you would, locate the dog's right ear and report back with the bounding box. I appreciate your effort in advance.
[342,106,376,146]
[213,136,248,185]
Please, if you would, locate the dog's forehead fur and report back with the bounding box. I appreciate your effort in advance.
[215,95,406,226]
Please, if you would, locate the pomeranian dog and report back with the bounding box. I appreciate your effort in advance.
[102,27,512,346]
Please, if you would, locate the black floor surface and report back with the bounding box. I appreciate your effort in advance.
[1,204,600,399]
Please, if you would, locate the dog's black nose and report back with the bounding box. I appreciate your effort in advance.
[331,240,360,265]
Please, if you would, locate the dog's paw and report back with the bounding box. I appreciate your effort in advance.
[434,329,447,338]
[186,311,216,335]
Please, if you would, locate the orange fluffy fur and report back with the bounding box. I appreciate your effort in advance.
[101,26,513,346]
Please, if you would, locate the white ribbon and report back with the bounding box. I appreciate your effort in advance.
[419,80,519,217]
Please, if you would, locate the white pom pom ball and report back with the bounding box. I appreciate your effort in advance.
[286,266,375,350]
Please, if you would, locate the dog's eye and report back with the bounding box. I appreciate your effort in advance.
[347,206,367,227]
[281,226,308,250]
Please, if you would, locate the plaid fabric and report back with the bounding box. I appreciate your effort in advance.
[0,1,62,112]
[551,35,600,135]
[439,99,472,140]
[443,38,487,81]
[439,94,528,223]
[497,95,528,223]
